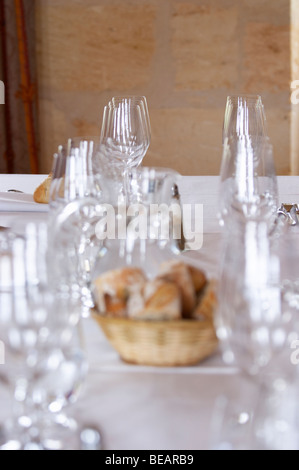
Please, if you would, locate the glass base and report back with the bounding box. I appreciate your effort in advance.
[0,413,82,451]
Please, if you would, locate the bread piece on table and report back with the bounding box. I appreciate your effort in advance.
[93,267,147,318]
[33,174,52,204]
[158,260,196,318]
[192,281,218,321]
[128,280,182,321]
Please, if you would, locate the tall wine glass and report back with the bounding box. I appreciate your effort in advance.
[223,95,267,144]
[213,218,295,450]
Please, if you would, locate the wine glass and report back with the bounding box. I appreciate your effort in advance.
[48,197,103,317]
[91,166,182,282]
[213,218,296,450]
[218,136,278,227]
[111,96,151,156]
[223,95,267,144]
[216,218,289,375]
[49,137,101,211]
[100,97,150,183]
[49,138,103,315]
[250,226,299,450]
[0,224,87,450]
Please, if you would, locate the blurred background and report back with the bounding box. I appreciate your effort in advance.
[0,0,298,176]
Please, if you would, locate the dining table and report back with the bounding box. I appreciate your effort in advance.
[0,173,298,451]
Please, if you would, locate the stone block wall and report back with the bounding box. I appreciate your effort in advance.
[36,0,292,175]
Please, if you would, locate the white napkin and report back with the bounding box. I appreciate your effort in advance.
[0,192,49,213]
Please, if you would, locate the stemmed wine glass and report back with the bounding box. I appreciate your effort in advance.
[223,95,267,144]
[100,96,151,197]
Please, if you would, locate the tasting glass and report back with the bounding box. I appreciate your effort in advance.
[218,136,278,227]
[223,95,267,144]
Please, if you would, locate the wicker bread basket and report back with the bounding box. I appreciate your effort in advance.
[92,313,218,367]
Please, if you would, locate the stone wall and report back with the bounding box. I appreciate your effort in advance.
[36,0,292,175]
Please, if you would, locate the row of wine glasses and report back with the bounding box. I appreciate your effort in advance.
[49,95,151,210]
[48,140,183,310]
[0,93,148,447]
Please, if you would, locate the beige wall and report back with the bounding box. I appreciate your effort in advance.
[36,0,292,176]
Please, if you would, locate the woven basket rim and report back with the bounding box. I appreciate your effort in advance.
[92,309,214,329]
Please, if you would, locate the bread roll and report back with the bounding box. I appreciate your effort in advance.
[128,280,182,321]
[33,174,52,204]
[192,281,218,321]
[93,267,146,317]
[187,265,207,293]
[158,260,196,318]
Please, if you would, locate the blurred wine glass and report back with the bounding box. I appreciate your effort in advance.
[0,224,87,450]
[212,218,297,450]
[223,95,267,144]
[91,166,182,282]
[49,137,101,211]
[48,198,103,317]
[218,136,278,226]
[49,138,103,315]
[216,218,289,375]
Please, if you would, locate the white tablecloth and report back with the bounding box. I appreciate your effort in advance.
[0,174,298,450]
